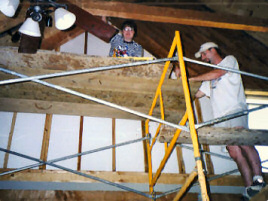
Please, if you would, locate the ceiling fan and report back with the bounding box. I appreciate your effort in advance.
[0,0,117,53]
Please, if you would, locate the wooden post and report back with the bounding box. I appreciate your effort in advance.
[40,114,52,170]
[112,118,116,172]
[77,116,84,171]
[141,120,149,173]
[176,146,185,174]
[3,112,17,169]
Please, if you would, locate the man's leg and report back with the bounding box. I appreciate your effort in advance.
[240,145,262,176]
[226,145,252,187]
[240,145,266,193]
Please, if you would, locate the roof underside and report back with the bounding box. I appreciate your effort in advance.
[0,0,267,93]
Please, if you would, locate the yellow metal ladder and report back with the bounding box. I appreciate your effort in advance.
[145,31,210,201]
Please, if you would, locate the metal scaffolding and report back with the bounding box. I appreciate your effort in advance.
[0,31,268,200]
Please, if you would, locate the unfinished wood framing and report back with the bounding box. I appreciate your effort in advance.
[77,116,84,171]
[176,146,185,174]
[141,121,149,173]
[0,1,268,200]
[82,1,268,32]
[3,112,17,169]
[41,26,85,50]
[112,118,116,172]
[0,47,200,123]
[0,169,246,186]
[39,114,53,170]
[159,126,268,145]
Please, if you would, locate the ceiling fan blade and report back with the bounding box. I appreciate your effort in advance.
[61,0,118,43]
[18,33,41,53]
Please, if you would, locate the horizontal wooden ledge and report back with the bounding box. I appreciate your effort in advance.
[158,126,268,145]
[0,47,201,123]
[0,47,169,79]
[0,169,248,187]
[0,98,185,123]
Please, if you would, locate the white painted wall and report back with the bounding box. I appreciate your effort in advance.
[60,32,154,57]
[47,114,80,170]
[81,117,112,171]
[115,119,144,172]
[7,113,45,169]
[149,121,179,173]
[0,112,13,168]
[247,98,268,173]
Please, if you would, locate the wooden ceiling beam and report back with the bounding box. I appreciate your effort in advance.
[82,1,268,32]
[61,0,117,43]
[41,26,84,50]
[0,2,29,33]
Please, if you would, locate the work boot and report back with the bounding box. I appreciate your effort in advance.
[251,176,266,191]
[242,178,266,201]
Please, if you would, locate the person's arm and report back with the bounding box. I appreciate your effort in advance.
[189,69,226,82]
[174,65,181,78]
[101,16,107,23]
[195,90,206,99]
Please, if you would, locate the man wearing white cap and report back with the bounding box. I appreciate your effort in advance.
[191,42,266,200]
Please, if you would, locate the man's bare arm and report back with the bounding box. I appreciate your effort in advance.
[195,90,206,99]
[189,69,226,82]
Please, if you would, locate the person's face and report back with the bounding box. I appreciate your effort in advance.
[201,48,214,63]
[122,26,135,42]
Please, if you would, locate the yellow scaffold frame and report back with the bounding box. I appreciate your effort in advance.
[145,31,210,201]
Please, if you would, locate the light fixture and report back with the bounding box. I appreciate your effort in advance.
[0,0,20,17]
[4,0,77,38]
[55,7,76,30]
[19,17,41,37]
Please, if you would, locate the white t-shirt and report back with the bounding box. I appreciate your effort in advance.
[199,55,248,119]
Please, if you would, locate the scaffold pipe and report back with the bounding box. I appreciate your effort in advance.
[195,105,268,129]
[183,57,268,81]
[0,137,149,177]
[0,147,152,199]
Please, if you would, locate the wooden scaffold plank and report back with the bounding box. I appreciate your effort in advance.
[0,47,201,123]
[158,125,268,146]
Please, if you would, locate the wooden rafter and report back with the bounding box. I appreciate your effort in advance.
[0,2,29,33]
[82,1,268,32]
[41,26,85,50]
[1,0,268,35]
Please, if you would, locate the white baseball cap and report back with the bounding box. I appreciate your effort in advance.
[195,42,218,58]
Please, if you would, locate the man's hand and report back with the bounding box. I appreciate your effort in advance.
[195,90,206,99]
[174,66,181,78]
